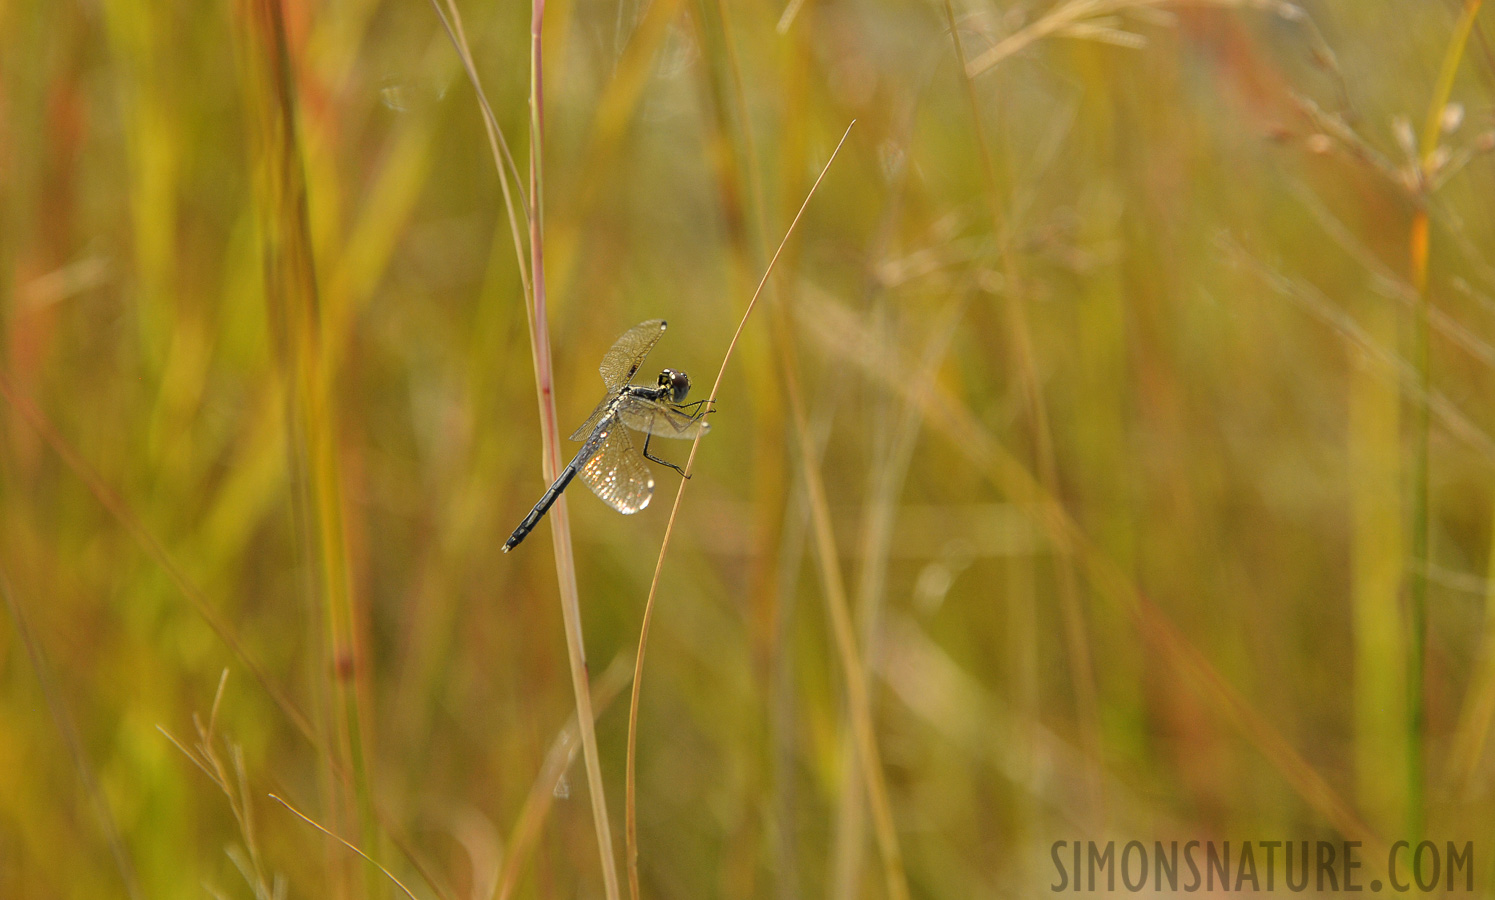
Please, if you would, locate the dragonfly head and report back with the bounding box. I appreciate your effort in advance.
[658,368,692,404]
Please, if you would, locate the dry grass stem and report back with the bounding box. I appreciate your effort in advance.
[964,0,1312,78]
[1,573,141,899]
[268,794,419,900]
[495,653,634,900]
[796,291,1391,868]
[624,121,856,900]
[944,0,1105,825]
[10,2,1493,892]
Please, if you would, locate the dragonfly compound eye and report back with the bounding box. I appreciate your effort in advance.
[666,369,691,403]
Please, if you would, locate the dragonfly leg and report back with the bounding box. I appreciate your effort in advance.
[677,398,714,418]
[642,432,690,479]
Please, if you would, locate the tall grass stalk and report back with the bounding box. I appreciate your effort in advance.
[820,94,921,900]
[0,375,317,740]
[624,123,854,900]
[522,2,622,898]
[544,0,683,308]
[0,572,141,899]
[944,0,1105,823]
[769,274,911,900]
[1406,202,1430,842]
[691,6,908,894]
[798,296,1393,870]
[1407,0,1482,841]
[831,300,965,900]
[240,0,379,887]
[770,390,842,900]
[430,0,621,893]
[12,1,1492,891]
[496,653,634,900]
[426,0,531,299]
[0,369,455,895]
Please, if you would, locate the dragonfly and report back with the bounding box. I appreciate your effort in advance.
[503,319,712,552]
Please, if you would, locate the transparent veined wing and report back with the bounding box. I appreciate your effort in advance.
[569,394,617,442]
[599,320,666,391]
[577,425,655,514]
[617,397,711,439]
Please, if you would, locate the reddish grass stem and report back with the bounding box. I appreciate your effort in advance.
[523,1,621,897]
[428,0,619,893]
[523,3,623,899]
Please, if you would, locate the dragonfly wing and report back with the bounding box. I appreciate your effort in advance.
[600,320,666,391]
[578,425,655,514]
[569,394,616,442]
[617,398,711,439]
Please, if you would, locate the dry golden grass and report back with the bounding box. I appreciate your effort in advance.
[3,0,1495,897]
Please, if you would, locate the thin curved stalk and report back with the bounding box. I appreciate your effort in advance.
[624,122,855,900]
[269,795,419,900]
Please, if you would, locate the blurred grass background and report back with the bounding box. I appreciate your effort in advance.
[4,0,1495,896]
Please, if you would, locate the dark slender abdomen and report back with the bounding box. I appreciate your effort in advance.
[503,445,588,552]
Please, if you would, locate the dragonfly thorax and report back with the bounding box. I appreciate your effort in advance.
[658,368,691,404]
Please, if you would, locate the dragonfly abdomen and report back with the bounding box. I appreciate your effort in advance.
[501,440,596,552]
